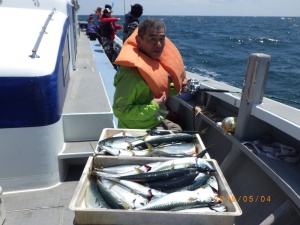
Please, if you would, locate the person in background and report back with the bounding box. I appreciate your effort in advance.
[93,7,102,29]
[123,3,143,43]
[100,8,122,66]
[87,13,94,21]
[112,18,187,130]
[86,15,102,44]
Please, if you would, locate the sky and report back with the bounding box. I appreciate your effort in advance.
[77,0,300,17]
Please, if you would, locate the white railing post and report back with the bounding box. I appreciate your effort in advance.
[234,53,271,140]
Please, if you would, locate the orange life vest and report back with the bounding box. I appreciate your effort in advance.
[114,29,186,98]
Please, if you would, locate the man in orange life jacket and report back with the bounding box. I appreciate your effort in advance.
[113,18,187,130]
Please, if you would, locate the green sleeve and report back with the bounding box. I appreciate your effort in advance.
[113,67,160,124]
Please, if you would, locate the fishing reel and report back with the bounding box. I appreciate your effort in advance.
[184,78,201,94]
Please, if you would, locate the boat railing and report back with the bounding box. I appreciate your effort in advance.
[29,8,56,59]
[167,52,300,211]
[198,53,300,209]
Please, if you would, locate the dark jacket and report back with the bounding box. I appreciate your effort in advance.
[123,13,139,42]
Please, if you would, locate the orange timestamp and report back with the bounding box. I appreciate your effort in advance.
[214,195,271,203]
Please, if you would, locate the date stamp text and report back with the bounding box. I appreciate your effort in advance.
[214,195,271,203]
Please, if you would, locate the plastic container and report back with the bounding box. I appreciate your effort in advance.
[69,156,242,225]
[96,128,210,159]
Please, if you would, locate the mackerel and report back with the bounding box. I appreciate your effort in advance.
[175,173,211,192]
[206,175,218,192]
[95,179,127,209]
[95,164,144,174]
[148,157,214,172]
[101,178,149,209]
[85,179,111,209]
[146,129,199,136]
[99,145,152,156]
[135,185,216,211]
[94,163,160,176]
[97,135,140,152]
[104,177,167,200]
[130,133,196,148]
[146,173,199,192]
[119,167,206,183]
[146,142,198,157]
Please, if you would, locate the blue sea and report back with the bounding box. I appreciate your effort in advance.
[79,15,300,109]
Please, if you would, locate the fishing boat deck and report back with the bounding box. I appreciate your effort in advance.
[60,29,117,159]
[3,166,83,225]
[2,31,112,225]
[62,35,111,114]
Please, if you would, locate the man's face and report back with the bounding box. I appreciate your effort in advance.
[137,27,166,60]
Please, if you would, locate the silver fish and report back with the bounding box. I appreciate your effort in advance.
[135,185,216,211]
[94,163,161,176]
[146,172,199,192]
[99,145,152,156]
[172,173,211,192]
[101,178,149,209]
[95,164,143,174]
[130,133,196,148]
[104,177,167,200]
[206,175,218,192]
[169,173,211,191]
[119,167,204,183]
[97,135,141,152]
[148,157,214,172]
[85,179,111,209]
[146,142,198,156]
[146,151,192,158]
[95,179,127,209]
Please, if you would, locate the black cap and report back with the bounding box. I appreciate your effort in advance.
[105,4,112,9]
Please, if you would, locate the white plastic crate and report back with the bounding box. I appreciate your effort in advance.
[69,156,242,225]
[96,128,210,159]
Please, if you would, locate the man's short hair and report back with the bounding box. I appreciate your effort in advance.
[131,4,143,18]
[138,18,166,38]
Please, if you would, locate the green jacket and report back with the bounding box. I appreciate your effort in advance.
[113,66,169,129]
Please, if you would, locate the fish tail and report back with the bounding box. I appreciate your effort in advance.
[134,167,144,174]
[196,144,214,158]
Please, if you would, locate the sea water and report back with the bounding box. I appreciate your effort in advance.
[79,15,300,109]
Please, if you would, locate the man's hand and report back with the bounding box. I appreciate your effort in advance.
[153,91,166,107]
